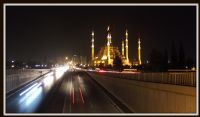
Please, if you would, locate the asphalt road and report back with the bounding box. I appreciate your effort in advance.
[37,71,122,113]
[6,69,126,113]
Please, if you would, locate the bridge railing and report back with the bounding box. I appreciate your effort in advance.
[5,69,51,93]
[99,72,196,87]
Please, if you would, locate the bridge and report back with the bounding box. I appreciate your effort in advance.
[5,68,197,114]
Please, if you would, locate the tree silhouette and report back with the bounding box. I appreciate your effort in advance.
[98,63,104,70]
[113,55,123,71]
[149,48,163,72]
[163,48,168,71]
[178,42,186,69]
[170,41,178,69]
[186,57,194,69]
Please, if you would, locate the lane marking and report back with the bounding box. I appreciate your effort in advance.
[69,75,72,112]
[79,87,85,103]
[62,96,66,113]
[70,79,72,100]
[73,87,74,104]
[63,75,71,113]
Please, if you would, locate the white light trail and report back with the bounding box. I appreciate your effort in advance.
[19,83,38,96]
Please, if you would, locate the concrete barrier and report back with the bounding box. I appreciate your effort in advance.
[87,72,196,113]
[6,69,50,93]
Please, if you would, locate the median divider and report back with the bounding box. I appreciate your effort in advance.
[85,72,134,113]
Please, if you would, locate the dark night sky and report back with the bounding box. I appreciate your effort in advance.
[6,5,196,62]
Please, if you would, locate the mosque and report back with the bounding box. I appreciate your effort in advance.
[91,26,142,67]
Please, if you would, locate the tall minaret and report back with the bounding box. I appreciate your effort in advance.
[138,36,142,65]
[122,40,125,57]
[91,30,94,65]
[125,29,129,64]
[107,26,111,65]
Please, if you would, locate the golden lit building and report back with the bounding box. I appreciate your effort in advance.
[91,26,141,67]
[94,46,121,66]
[91,30,94,65]
[138,36,142,65]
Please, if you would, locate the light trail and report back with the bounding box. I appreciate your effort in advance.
[19,82,42,104]
[73,88,75,104]
[19,83,38,96]
[25,86,43,106]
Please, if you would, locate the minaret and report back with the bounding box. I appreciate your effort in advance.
[125,29,129,64]
[107,26,111,65]
[122,40,125,57]
[91,30,94,65]
[138,36,142,65]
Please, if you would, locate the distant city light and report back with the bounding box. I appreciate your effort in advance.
[107,26,110,31]
[35,64,40,67]
[191,66,196,71]
[101,55,107,60]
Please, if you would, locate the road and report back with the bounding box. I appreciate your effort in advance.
[6,70,123,113]
[37,71,122,113]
